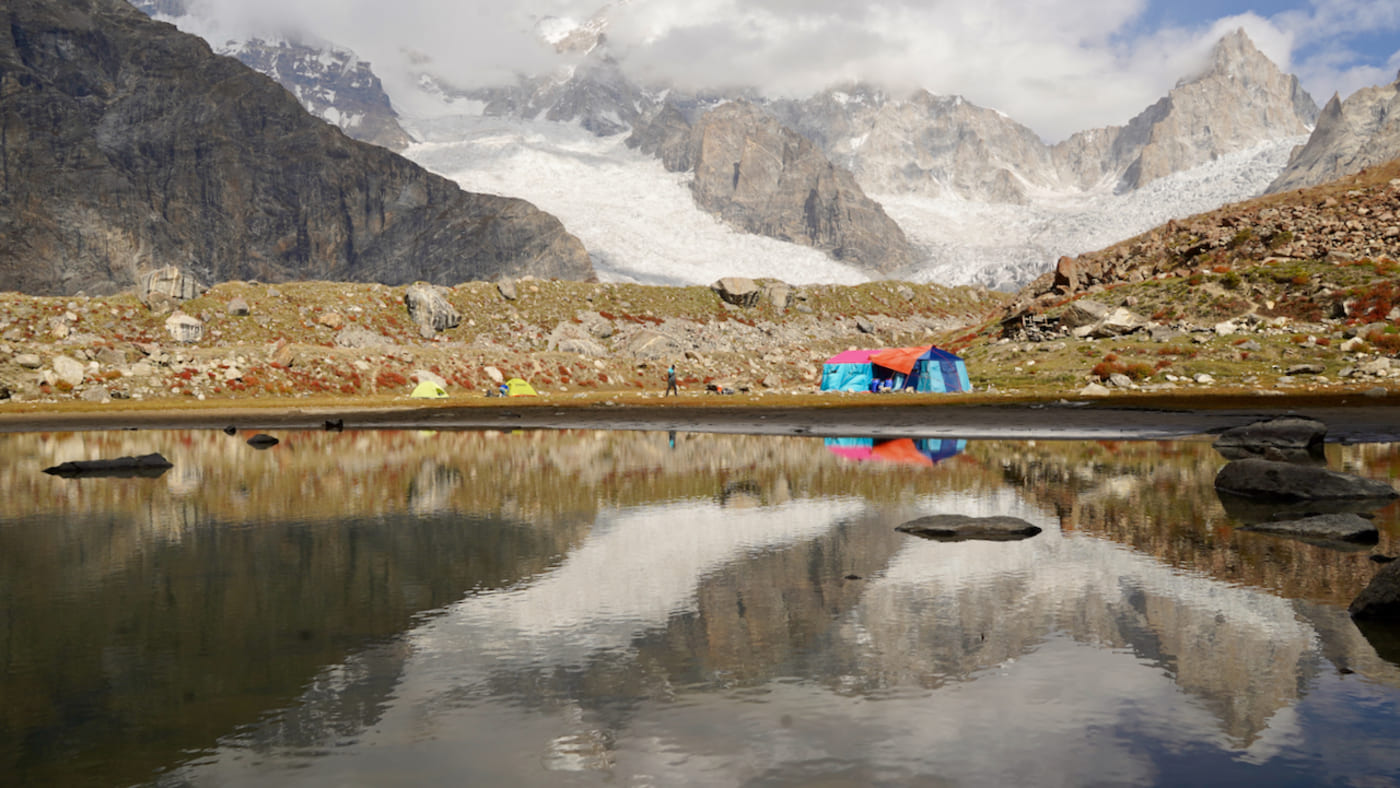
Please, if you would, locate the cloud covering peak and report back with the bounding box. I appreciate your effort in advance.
[176,0,1400,141]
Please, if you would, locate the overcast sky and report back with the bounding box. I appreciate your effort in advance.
[181,0,1400,142]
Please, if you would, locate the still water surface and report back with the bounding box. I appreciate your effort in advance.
[3,428,1400,786]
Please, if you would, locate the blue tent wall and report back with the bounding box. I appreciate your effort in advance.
[907,348,970,393]
[821,363,874,392]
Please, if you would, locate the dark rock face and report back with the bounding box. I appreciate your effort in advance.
[0,0,593,296]
[1214,458,1399,501]
[222,37,413,152]
[631,101,917,274]
[896,514,1042,542]
[1214,417,1328,461]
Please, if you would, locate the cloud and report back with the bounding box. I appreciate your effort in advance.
[1273,0,1400,100]
[176,0,1400,141]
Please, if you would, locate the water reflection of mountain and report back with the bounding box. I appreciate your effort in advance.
[4,430,1400,785]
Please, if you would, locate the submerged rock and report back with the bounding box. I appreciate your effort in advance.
[897,514,1043,542]
[1350,560,1400,621]
[1214,458,1399,500]
[43,453,172,478]
[1241,513,1378,545]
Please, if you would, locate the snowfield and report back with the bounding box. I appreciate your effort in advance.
[402,116,870,287]
[403,107,1304,291]
[879,136,1307,290]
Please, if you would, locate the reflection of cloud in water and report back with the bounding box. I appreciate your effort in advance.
[409,498,865,671]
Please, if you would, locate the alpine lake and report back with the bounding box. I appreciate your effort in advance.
[5,420,1400,787]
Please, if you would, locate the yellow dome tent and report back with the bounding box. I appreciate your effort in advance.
[504,378,538,396]
[410,380,448,398]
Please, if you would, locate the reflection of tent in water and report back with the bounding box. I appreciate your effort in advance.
[825,437,966,465]
[504,378,538,396]
[410,380,448,398]
[820,346,971,393]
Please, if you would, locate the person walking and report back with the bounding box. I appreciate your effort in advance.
[665,364,678,396]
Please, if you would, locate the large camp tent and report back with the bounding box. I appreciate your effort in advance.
[870,346,971,393]
[820,349,880,392]
[822,346,970,393]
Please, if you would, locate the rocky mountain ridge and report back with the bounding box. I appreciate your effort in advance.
[1269,73,1400,194]
[129,0,413,151]
[769,30,1317,204]
[631,101,917,272]
[1,0,592,296]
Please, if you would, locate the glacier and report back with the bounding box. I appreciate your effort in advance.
[402,104,1305,290]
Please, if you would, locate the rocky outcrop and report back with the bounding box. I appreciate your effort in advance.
[669,102,917,274]
[1268,74,1400,194]
[0,0,593,296]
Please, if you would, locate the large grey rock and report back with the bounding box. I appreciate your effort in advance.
[1214,417,1327,460]
[404,284,460,334]
[139,266,205,312]
[51,356,86,387]
[164,312,205,343]
[1060,299,1109,329]
[1214,458,1399,500]
[711,277,762,308]
[896,514,1043,542]
[764,282,793,310]
[1089,307,1147,338]
[0,0,592,296]
[1241,513,1379,544]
